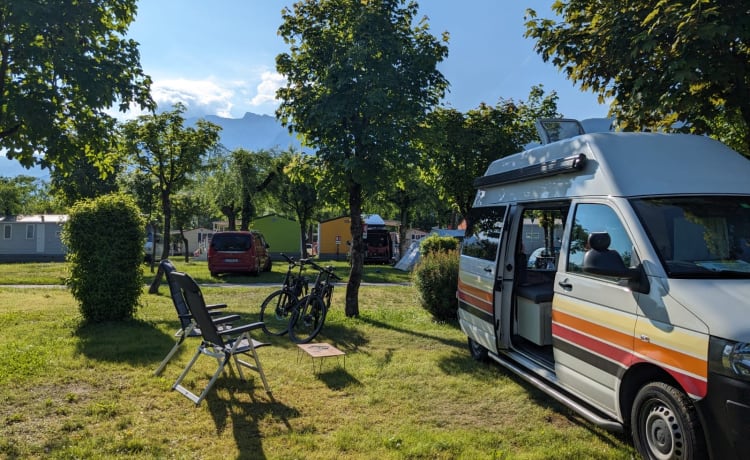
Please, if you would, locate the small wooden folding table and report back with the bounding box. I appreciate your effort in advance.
[297,343,346,373]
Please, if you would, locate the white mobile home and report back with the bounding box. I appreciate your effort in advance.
[0,215,67,261]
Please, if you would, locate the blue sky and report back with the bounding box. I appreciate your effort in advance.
[2,1,611,177]
[127,0,609,121]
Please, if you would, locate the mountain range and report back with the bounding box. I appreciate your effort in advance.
[0,112,306,179]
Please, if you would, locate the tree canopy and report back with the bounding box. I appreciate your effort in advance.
[0,1,153,171]
[525,0,750,155]
[276,0,448,316]
[121,103,221,269]
[422,86,560,235]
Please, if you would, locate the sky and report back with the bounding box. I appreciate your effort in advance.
[2,0,611,178]
[125,0,610,121]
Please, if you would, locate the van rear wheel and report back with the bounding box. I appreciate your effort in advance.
[468,337,489,362]
[631,381,706,460]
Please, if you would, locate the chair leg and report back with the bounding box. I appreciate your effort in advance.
[172,345,231,405]
[154,324,194,376]
[231,333,271,394]
[172,346,204,404]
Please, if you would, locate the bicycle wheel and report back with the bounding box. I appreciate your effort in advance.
[288,295,327,344]
[259,289,296,336]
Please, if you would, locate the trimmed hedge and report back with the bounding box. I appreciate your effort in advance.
[412,248,459,321]
[419,234,459,255]
[62,193,145,323]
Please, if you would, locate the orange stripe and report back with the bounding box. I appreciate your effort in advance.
[634,341,707,379]
[553,310,634,351]
[554,310,707,379]
[457,278,492,313]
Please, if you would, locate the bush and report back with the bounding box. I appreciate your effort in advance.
[419,234,459,255]
[62,193,145,323]
[412,249,459,321]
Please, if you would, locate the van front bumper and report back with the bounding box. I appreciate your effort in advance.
[696,373,750,459]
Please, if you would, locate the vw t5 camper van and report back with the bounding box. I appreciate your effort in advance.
[207,231,271,277]
[458,119,750,460]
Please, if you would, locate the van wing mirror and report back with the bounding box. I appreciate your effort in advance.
[583,232,650,294]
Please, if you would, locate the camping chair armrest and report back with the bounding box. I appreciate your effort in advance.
[213,314,241,325]
[206,303,228,310]
[219,321,265,336]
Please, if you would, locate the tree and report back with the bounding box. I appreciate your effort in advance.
[0,175,37,215]
[171,191,205,262]
[272,151,321,258]
[422,87,559,236]
[525,1,750,156]
[276,0,448,317]
[50,155,121,207]
[121,103,221,286]
[0,1,153,172]
[209,148,275,231]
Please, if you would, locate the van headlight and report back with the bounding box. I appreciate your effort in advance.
[710,337,750,380]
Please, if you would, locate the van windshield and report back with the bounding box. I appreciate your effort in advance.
[211,234,252,251]
[631,196,750,278]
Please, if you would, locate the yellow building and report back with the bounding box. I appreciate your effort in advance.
[317,216,351,260]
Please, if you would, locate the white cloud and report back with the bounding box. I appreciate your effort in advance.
[250,71,285,107]
[152,79,236,118]
[111,71,287,121]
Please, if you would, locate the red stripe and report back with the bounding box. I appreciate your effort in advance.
[553,323,707,398]
[553,322,634,368]
[457,279,493,314]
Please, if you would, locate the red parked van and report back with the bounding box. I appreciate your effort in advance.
[207,231,271,277]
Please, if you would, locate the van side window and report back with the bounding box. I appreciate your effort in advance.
[520,208,566,271]
[461,206,506,261]
[567,204,635,275]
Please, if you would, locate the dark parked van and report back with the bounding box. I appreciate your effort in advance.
[207,231,271,277]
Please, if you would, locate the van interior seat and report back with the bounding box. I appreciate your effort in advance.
[516,270,555,304]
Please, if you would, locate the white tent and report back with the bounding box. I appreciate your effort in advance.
[394,241,421,271]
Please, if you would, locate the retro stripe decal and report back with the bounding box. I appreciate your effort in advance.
[552,297,708,399]
[457,278,493,314]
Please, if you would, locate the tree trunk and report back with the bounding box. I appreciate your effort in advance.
[398,204,408,260]
[345,180,363,317]
[148,188,171,293]
[181,230,189,263]
[221,203,237,230]
[299,221,307,258]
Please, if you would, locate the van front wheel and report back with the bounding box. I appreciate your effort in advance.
[631,381,706,460]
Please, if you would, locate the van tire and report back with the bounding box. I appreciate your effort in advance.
[631,381,706,460]
[468,337,489,362]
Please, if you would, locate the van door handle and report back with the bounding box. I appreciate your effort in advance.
[483,266,493,273]
[558,280,573,290]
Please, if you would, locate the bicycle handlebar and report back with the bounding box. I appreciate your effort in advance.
[281,253,313,267]
[306,259,342,281]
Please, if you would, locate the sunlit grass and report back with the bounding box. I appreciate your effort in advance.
[0,258,412,286]
[0,284,634,459]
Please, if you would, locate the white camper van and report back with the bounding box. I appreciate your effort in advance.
[457,120,750,460]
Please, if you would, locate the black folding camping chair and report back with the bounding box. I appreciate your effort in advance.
[153,259,234,376]
[169,271,271,405]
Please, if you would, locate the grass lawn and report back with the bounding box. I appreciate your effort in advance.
[0,278,634,459]
[0,258,412,286]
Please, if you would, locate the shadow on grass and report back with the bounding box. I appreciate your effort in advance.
[205,377,300,460]
[74,318,176,365]
[317,367,361,390]
[354,315,466,350]
[438,350,630,451]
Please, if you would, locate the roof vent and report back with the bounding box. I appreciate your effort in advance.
[535,118,586,145]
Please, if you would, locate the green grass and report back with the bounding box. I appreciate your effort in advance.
[0,283,634,459]
[0,259,412,286]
